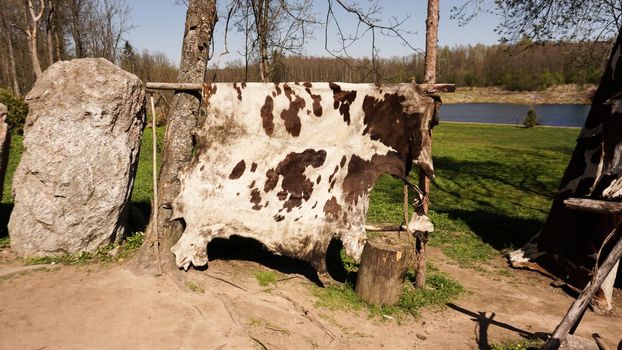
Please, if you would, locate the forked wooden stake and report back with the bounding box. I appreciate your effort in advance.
[149,94,162,276]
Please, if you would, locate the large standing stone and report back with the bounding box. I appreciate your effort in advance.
[0,103,10,200]
[9,58,145,257]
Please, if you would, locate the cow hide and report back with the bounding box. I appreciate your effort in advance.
[171,82,438,272]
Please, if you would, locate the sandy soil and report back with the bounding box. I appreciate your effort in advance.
[439,85,596,105]
[0,247,620,350]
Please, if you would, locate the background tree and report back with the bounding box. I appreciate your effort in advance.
[453,0,622,42]
[226,0,316,82]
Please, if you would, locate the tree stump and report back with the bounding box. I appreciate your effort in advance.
[355,232,414,306]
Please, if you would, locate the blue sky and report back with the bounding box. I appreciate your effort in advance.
[128,0,501,65]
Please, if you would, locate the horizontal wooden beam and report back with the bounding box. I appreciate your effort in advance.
[145,82,456,93]
[364,223,405,232]
[563,198,622,214]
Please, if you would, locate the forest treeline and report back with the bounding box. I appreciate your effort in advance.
[0,0,611,96]
[210,40,610,91]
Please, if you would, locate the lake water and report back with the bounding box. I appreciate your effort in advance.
[439,103,591,127]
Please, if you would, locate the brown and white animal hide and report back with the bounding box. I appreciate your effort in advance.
[170,82,439,272]
[511,30,622,312]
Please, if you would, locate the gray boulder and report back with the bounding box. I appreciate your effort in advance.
[0,103,9,201]
[9,58,145,257]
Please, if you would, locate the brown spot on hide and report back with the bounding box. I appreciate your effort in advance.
[316,175,321,184]
[342,154,403,204]
[329,82,357,124]
[229,160,246,179]
[328,165,339,184]
[249,180,256,188]
[342,212,348,223]
[264,168,278,192]
[202,84,217,103]
[304,87,323,117]
[261,95,275,136]
[274,83,281,95]
[200,165,205,171]
[251,162,258,172]
[270,149,327,212]
[264,201,269,207]
[280,96,305,137]
[303,82,312,88]
[274,214,285,222]
[340,156,346,167]
[233,83,242,101]
[283,83,293,100]
[272,91,276,97]
[277,190,288,201]
[250,188,262,210]
[312,201,318,209]
[241,82,247,88]
[323,196,342,222]
[362,92,432,178]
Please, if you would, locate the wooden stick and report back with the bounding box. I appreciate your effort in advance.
[564,198,622,214]
[542,229,622,350]
[150,95,162,276]
[364,223,406,231]
[145,81,456,93]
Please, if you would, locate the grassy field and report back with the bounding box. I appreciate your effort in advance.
[0,123,579,267]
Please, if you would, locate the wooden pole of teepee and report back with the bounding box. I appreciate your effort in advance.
[542,227,622,349]
[149,94,162,276]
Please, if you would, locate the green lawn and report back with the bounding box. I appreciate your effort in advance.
[369,123,578,265]
[0,123,579,267]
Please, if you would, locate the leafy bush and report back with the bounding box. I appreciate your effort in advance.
[523,107,538,128]
[0,88,28,135]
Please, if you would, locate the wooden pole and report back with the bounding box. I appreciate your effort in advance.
[542,229,622,350]
[564,198,622,214]
[150,95,162,276]
[145,81,455,92]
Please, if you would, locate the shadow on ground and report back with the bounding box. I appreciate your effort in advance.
[207,235,351,286]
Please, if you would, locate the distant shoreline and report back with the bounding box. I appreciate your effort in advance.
[438,84,595,105]
[439,120,582,129]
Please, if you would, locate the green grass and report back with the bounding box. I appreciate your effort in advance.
[186,281,205,293]
[23,232,144,266]
[254,270,278,286]
[313,267,464,318]
[368,123,578,266]
[488,338,544,350]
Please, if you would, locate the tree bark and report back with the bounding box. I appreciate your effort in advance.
[423,0,439,84]
[415,0,439,289]
[355,232,413,306]
[134,0,217,273]
[46,0,55,65]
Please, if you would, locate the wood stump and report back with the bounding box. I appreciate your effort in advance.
[355,232,414,306]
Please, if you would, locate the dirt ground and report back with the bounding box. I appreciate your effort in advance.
[0,247,620,350]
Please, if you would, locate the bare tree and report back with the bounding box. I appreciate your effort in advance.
[324,0,420,81]
[134,0,218,273]
[21,0,46,79]
[226,0,316,82]
[453,0,622,42]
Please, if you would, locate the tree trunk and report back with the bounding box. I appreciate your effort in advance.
[133,0,217,274]
[423,0,439,84]
[46,0,55,65]
[0,3,21,96]
[25,0,45,79]
[355,232,414,306]
[415,0,439,289]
